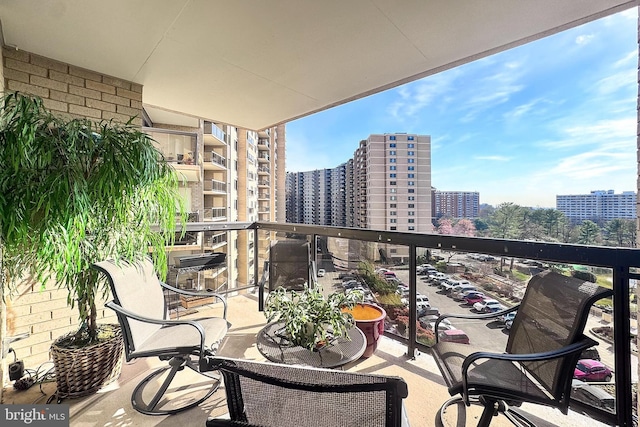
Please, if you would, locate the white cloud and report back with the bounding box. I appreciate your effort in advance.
[387,71,458,119]
[575,34,594,45]
[474,155,511,162]
[545,150,633,180]
[595,70,636,95]
[613,50,637,69]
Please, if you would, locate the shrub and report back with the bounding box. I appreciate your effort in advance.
[377,293,403,307]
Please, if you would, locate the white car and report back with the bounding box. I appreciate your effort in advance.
[317,268,326,277]
[401,294,429,306]
[473,299,505,313]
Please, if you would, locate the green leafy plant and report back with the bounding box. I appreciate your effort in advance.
[0,92,186,346]
[265,285,363,350]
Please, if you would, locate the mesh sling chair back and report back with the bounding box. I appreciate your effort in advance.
[268,240,313,291]
[94,258,229,415]
[431,270,612,427]
[206,357,410,427]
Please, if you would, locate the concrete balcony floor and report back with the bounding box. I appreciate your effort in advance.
[2,293,612,426]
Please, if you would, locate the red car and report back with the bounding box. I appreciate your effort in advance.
[463,292,486,306]
[574,359,612,382]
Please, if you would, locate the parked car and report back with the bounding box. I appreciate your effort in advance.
[420,318,455,332]
[473,299,504,313]
[417,307,441,318]
[574,359,612,382]
[463,292,486,305]
[447,281,472,295]
[505,319,513,330]
[401,294,429,306]
[571,379,615,412]
[439,278,461,291]
[580,347,601,361]
[451,285,477,300]
[499,311,517,324]
[317,268,326,277]
[438,329,470,344]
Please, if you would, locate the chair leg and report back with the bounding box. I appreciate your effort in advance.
[436,396,535,427]
[132,356,220,415]
[435,396,468,427]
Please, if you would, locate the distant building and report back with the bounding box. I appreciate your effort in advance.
[286,133,432,263]
[556,190,636,222]
[431,189,480,219]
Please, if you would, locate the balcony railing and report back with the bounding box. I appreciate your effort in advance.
[203,179,227,192]
[171,220,640,427]
[205,151,227,168]
[201,208,227,220]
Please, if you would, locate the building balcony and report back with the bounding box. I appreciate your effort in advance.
[203,151,227,170]
[203,179,227,193]
[202,208,227,221]
[204,122,226,146]
[3,222,637,427]
[258,154,270,163]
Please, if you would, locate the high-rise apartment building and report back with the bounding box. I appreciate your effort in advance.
[147,121,285,293]
[286,133,431,262]
[556,190,636,222]
[287,133,431,232]
[431,190,480,219]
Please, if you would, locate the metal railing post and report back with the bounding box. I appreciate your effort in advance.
[407,245,417,358]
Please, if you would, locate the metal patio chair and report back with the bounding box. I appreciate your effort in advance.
[205,356,410,427]
[268,240,314,291]
[430,270,612,427]
[94,258,229,415]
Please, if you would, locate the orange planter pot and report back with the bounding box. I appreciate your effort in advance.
[342,303,387,357]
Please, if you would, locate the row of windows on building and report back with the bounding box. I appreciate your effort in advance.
[388,135,415,141]
[389,174,415,178]
[389,150,416,155]
[389,166,415,170]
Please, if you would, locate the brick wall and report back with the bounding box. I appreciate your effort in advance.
[2,46,143,126]
[1,47,142,375]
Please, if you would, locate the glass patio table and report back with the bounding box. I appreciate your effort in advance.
[256,321,366,368]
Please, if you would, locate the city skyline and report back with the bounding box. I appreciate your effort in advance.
[285,9,637,208]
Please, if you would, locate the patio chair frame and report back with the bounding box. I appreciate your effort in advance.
[205,356,410,427]
[94,259,229,415]
[430,270,613,427]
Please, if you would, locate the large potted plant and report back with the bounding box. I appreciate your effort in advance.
[265,285,363,350]
[0,92,185,398]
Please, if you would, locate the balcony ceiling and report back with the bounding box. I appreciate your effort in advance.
[0,1,636,130]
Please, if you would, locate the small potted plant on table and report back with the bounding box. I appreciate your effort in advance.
[265,285,363,350]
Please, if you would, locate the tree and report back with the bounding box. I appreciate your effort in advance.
[604,219,626,246]
[488,203,525,271]
[578,220,601,245]
[436,218,454,235]
[453,218,476,236]
[488,203,524,239]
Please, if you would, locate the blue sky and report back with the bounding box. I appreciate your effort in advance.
[285,9,637,208]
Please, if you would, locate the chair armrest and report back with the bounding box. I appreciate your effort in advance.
[159,281,228,319]
[105,301,207,355]
[459,337,596,405]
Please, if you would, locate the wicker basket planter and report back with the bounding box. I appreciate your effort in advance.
[50,324,124,399]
